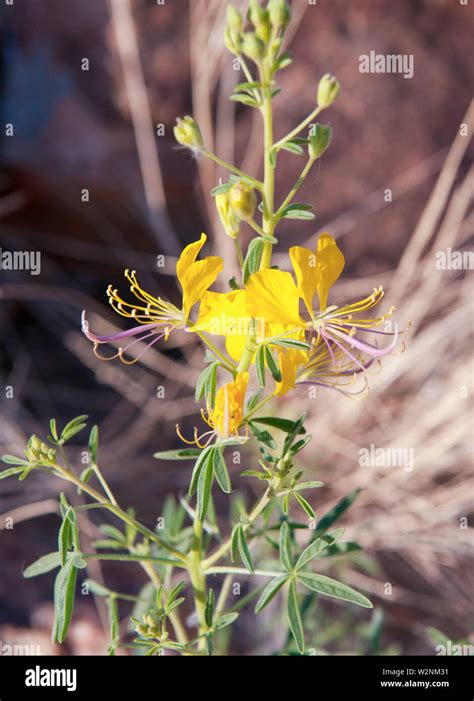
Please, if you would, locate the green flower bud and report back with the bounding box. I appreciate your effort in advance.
[309,124,333,159]
[317,74,341,108]
[30,435,42,452]
[224,27,242,56]
[241,32,265,62]
[173,116,203,151]
[216,192,241,239]
[268,0,291,32]
[248,0,266,27]
[229,182,257,221]
[227,4,243,32]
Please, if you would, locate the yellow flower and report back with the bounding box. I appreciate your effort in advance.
[208,372,249,437]
[177,372,249,447]
[290,233,345,313]
[82,234,223,363]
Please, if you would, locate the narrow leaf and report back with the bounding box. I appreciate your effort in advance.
[298,573,373,608]
[255,575,287,613]
[288,579,305,653]
[23,552,61,578]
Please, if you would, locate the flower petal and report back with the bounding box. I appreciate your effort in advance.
[176,234,224,319]
[315,234,345,311]
[289,246,318,317]
[246,269,302,326]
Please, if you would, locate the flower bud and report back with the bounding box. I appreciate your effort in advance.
[229,182,257,221]
[268,0,291,32]
[216,192,241,239]
[308,124,333,159]
[317,74,341,108]
[241,32,265,62]
[248,0,266,28]
[227,4,243,32]
[173,116,203,151]
[224,26,242,55]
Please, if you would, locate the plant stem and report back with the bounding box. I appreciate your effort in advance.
[189,518,207,651]
[260,73,276,271]
[202,477,280,570]
[275,156,317,220]
[202,149,263,190]
[206,567,282,577]
[273,104,324,151]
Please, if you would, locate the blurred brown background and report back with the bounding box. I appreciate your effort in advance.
[0,0,473,655]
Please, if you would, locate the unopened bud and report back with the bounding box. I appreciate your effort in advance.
[224,27,242,55]
[227,4,243,32]
[241,32,265,62]
[173,116,203,151]
[317,74,340,108]
[308,124,333,159]
[268,0,291,32]
[216,192,241,239]
[229,182,257,221]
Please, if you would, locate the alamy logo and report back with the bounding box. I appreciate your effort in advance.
[0,248,41,276]
[359,444,415,472]
[0,640,41,655]
[359,51,414,79]
[435,641,474,656]
[25,665,77,692]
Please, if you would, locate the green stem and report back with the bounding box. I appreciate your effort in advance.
[189,518,207,651]
[260,73,276,271]
[202,149,263,190]
[206,567,282,577]
[273,104,324,151]
[275,156,316,220]
[194,330,236,373]
[202,478,280,570]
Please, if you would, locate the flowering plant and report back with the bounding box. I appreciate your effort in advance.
[1,0,400,656]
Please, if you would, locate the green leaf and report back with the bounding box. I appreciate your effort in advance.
[52,559,77,643]
[1,455,30,467]
[294,493,315,519]
[298,573,373,608]
[272,338,311,351]
[60,415,88,443]
[189,446,214,497]
[293,480,324,491]
[23,552,61,578]
[166,581,186,610]
[206,363,218,408]
[215,612,239,630]
[251,417,306,434]
[264,347,282,382]
[282,203,313,213]
[230,94,258,107]
[288,579,305,653]
[211,182,232,197]
[237,526,254,573]
[324,541,362,557]
[230,524,240,563]
[279,521,293,571]
[255,346,266,388]
[213,448,232,494]
[87,425,99,463]
[249,422,276,450]
[280,141,304,155]
[107,596,120,654]
[246,389,263,412]
[269,148,278,168]
[234,81,261,93]
[50,419,59,441]
[58,517,71,567]
[311,488,362,541]
[195,363,215,402]
[271,87,282,99]
[205,633,215,656]
[281,207,316,220]
[243,238,263,284]
[275,51,292,71]
[255,575,287,613]
[205,589,215,628]
[154,448,201,461]
[296,529,345,570]
[197,451,214,522]
[0,466,26,479]
[283,414,307,453]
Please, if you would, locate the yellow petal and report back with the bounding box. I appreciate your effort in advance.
[275,351,298,397]
[289,246,318,317]
[176,234,224,320]
[315,234,345,311]
[196,290,247,334]
[211,372,249,435]
[246,269,303,327]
